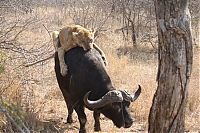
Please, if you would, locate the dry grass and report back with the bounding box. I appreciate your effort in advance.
[185,48,200,131]
[0,6,199,133]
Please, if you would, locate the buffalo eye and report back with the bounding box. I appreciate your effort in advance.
[111,103,121,113]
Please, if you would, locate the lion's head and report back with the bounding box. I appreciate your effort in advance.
[71,26,95,50]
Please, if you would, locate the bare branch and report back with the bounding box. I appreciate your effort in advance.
[24,53,54,67]
[42,24,52,38]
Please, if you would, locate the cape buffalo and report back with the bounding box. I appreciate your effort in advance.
[54,47,141,133]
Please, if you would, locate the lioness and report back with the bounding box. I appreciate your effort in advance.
[53,25,108,76]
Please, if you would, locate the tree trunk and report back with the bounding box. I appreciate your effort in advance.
[148,0,193,133]
[130,20,137,46]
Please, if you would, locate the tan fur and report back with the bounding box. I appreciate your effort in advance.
[52,31,59,51]
[52,25,108,76]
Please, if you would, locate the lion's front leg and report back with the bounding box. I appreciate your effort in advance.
[58,47,68,76]
[93,44,108,66]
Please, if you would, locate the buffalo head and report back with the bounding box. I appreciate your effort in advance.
[84,85,141,128]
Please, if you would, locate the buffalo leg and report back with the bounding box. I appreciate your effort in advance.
[74,104,87,133]
[67,108,73,123]
[93,111,101,131]
[62,95,74,124]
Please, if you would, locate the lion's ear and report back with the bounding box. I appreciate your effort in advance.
[72,32,79,36]
[91,28,96,34]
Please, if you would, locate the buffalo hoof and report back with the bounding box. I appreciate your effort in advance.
[94,127,101,132]
[67,117,73,124]
[79,129,86,133]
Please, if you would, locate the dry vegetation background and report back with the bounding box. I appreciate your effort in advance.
[0,0,199,132]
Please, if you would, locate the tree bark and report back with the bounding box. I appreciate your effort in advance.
[130,20,137,47]
[148,0,193,133]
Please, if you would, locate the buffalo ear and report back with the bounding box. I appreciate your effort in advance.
[72,32,79,36]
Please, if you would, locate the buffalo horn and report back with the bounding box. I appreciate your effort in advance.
[121,85,141,102]
[84,90,123,109]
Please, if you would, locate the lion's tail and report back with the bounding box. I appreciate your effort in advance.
[52,31,60,51]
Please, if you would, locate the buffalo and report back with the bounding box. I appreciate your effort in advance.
[54,47,141,133]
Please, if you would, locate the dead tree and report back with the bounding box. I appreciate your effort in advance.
[148,0,193,133]
[121,0,137,47]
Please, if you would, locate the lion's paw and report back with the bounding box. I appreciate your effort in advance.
[102,56,108,66]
